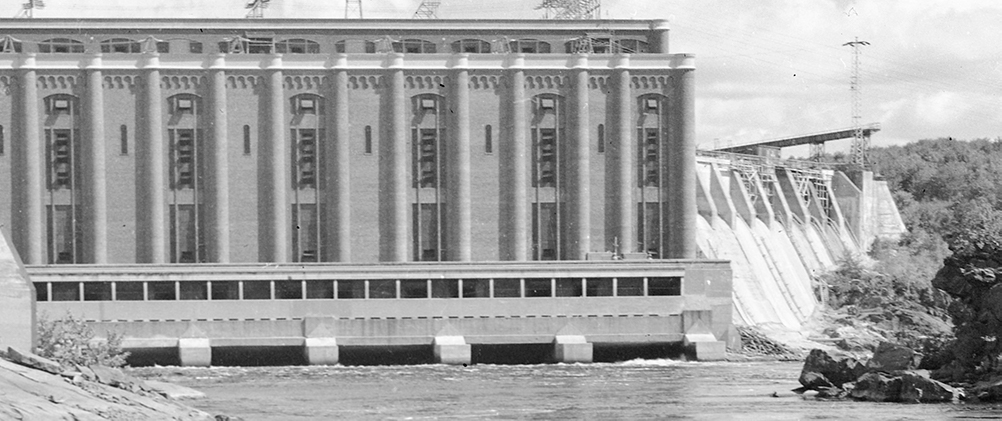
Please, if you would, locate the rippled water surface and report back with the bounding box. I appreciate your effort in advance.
[134,361,1002,420]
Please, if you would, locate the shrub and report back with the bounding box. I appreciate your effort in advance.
[35,312,129,368]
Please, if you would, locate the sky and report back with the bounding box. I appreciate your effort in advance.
[2,0,1001,156]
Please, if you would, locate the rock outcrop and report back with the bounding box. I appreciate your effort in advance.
[797,345,961,403]
[0,348,216,420]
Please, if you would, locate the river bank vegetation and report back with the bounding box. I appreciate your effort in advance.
[816,137,1002,385]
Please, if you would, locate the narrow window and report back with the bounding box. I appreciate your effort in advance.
[364,126,373,154]
[415,128,438,187]
[48,205,75,264]
[189,41,203,54]
[0,125,4,155]
[156,41,170,53]
[484,125,493,154]
[598,124,605,153]
[413,203,444,261]
[296,129,317,187]
[172,130,196,189]
[532,203,559,260]
[119,125,128,155]
[533,129,557,187]
[169,205,198,263]
[293,206,319,262]
[50,130,73,189]
[243,125,251,155]
[640,128,659,186]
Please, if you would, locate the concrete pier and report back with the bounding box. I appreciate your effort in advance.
[553,335,593,363]
[433,336,471,365]
[177,337,211,367]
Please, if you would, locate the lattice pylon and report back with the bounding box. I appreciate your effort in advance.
[536,0,600,19]
[809,142,825,162]
[843,37,870,167]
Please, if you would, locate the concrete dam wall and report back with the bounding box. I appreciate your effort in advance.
[695,152,906,330]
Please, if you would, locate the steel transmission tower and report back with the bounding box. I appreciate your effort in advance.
[245,0,270,18]
[536,0,600,19]
[345,0,362,18]
[844,37,870,166]
[15,0,45,18]
[413,1,440,18]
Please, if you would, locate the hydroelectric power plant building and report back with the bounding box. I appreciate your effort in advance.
[0,18,902,366]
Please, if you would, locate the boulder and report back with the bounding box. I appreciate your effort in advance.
[799,371,834,390]
[899,372,959,403]
[799,349,867,389]
[6,348,63,375]
[868,342,921,371]
[850,371,902,402]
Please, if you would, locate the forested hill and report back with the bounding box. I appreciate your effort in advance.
[861,137,1002,254]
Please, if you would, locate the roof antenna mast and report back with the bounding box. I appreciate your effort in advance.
[16,0,45,18]
[844,37,870,167]
[345,0,363,18]
[413,1,441,19]
[245,0,270,19]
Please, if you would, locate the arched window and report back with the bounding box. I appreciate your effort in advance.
[451,39,491,54]
[393,39,436,54]
[219,37,273,54]
[617,39,650,54]
[38,38,84,54]
[335,40,346,53]
[100,38,141,54]
[509,39,551,54]
[565,37,619,54]
[275,39,320,54]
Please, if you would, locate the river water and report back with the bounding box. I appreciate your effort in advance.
[133,360,1002,420]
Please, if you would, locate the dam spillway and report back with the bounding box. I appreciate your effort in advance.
[695,151,906,330]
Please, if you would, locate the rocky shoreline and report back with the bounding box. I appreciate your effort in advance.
[0,347,236,420]
[795,342,1002,404]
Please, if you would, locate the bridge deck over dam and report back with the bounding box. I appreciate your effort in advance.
[27,260,733,366]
